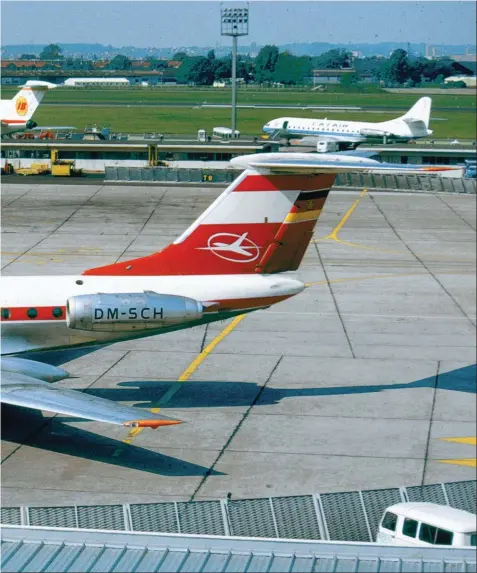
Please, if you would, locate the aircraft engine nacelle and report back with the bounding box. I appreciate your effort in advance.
[359,128,392,137]
[66,292,204,332]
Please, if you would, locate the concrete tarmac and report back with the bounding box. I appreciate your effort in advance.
[1,181,475,507]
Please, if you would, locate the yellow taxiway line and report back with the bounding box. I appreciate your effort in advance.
[123,314,246,445]
[314,189,407,255]
[327,188,368,240]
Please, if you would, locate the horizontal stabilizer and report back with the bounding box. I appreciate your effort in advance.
[230,153,464,178]
[22,81,57,90]
[399,97,432,129]
[30,126,77,131]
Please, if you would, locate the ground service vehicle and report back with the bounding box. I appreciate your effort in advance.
[377,503,476,547]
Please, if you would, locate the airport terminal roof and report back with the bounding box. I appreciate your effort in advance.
[2,525,476,573]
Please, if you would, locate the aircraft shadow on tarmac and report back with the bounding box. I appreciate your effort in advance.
[1,405,224,478]
[85,363,476,410]
[2,364,474,476]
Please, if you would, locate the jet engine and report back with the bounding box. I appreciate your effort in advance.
[359,128,392,137]
[66,292,204,332]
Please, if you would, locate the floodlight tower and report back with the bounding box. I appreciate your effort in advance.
[220,3,249,136]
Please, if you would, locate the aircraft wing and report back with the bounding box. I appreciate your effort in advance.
[1,369,182,429]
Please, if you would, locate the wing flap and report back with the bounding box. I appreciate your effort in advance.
[1,371,181,428]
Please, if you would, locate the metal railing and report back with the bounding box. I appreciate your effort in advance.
[2,480,475,542]
[104,166,477,193]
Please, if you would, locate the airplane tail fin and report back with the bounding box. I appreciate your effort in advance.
[84,170,335,277]
[10,81,56,121]
[399,97,432,130]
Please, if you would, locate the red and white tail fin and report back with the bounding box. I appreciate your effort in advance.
[84,169,335,277]
[8,81,56,122]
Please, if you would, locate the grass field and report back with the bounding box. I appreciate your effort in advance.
[3,86,476,138]
[31,105,477,139]
[3,85,476,108]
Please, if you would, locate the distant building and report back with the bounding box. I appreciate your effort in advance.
[64,77,130,87]
[444,75,476,88]
[312,68,375,84]
[450,54,477,63]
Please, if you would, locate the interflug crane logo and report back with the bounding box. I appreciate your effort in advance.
[197,232,260,263]
[15,97,28,116]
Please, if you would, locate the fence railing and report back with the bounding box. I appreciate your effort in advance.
[104,166,477,193]
[2,480,475,542]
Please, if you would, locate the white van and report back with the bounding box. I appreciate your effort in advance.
[212,127,240,140]
[377,503,476,547]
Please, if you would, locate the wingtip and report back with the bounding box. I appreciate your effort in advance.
[124,419,183,429]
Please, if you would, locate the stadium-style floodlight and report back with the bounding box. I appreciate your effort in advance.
[220,3,249,136]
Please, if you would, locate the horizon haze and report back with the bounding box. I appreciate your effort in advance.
[2,1,476,49]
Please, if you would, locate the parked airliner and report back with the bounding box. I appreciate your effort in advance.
[1,81,57,136]
[263,97,433,148]
[0,153,462,432]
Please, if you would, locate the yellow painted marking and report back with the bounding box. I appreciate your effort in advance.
[313,188,403,255]
[438,458,477,468]
[284,208,322,223]
[123,314,246,445]
[437,436,476,468]
[312,190,477,260]
[313,188,401,255]
[326,189,368,241]
[441,437,477,445]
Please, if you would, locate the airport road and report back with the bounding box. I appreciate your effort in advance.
[1,181,476,507]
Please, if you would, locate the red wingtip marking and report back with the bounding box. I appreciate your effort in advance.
[124,419,183,429]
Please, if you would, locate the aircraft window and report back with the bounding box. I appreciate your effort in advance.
[76,280,84,285]
[402,518,418,538]
[52,307,63,318]
[27,308,38,319]
[381,512,397,532]
[1,308,11,319]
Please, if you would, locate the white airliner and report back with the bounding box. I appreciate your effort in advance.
[1,81,57,136]
[263,97,433,148]
[0,153,463,432]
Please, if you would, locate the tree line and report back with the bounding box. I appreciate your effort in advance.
[15,44,463,87]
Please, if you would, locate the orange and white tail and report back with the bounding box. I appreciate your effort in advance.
[84,169,335,277]
[8,81,56,122]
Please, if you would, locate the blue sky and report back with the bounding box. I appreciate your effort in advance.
[2,1,476,47]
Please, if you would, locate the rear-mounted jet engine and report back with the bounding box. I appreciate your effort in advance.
[66,292,203,332]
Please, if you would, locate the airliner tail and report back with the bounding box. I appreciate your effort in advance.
[399,97,432,130]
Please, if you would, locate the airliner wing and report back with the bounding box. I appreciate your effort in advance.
[1,370,182,429]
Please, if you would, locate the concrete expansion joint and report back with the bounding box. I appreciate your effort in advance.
[368,194,475,327]
[421,361,440,486]
[189,355,284,502]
